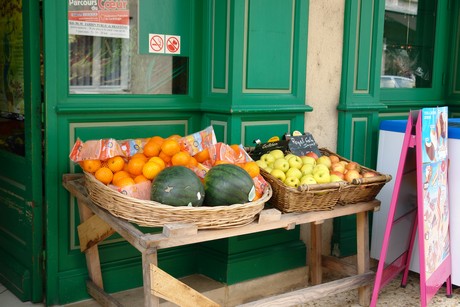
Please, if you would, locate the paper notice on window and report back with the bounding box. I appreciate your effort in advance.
[68,0,130,39]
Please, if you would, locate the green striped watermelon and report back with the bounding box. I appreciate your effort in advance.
[203,164,255,206]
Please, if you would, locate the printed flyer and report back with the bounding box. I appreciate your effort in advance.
[68,0,130,39]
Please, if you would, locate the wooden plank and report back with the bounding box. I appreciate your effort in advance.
[78,214,115,252]
[143,249,160,307]
[258,208,282,224]
[86,280,123,307]
[237,271,375,307]
[356,211,371,306]
[143,200,381,250]
[310,223,322,285]
[322,255,357,277]
[150,264,220,307]
[163,223,198,237]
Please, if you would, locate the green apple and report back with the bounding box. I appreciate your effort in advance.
[288,155,303,169]
[255,160,268,169]
[300,175,317,185]
[300,163,314,176]
[312,164,329,175]
[273,158,290,172]
[260,153,275,165]
[330,174,345,182]
[265,166,273,173]
[269,149,284,160]
[284,176,300,188]
[313,170,331,184]
[316,156,332,169]
[286,167,303,179]
[284,153,296,162]
[301,156,316,165]
[270,169,286,182]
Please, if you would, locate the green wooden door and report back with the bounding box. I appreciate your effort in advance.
[0,0,44,302]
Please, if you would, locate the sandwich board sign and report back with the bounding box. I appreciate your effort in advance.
[370,107,452,307]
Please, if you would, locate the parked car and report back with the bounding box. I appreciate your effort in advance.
[380,75,416,88]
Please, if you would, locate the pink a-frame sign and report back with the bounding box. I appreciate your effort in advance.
[371,107,452,307]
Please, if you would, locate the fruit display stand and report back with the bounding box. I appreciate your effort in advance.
[63,173,381,307]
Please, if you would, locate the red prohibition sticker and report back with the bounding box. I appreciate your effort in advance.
[165,35,181,54]
[149,34,164,53]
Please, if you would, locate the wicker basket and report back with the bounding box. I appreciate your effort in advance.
[84,172,272,229]
[258,148,391,213]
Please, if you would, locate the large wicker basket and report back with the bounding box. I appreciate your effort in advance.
[84,172,272,229]
[259,148,391,213]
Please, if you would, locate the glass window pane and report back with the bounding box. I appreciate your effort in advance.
[381,0,436,89]
[67,0,189,95]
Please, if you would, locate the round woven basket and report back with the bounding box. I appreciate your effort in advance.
[84,172,272,229]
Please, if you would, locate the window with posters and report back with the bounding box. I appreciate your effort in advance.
[68,0,189,95]
[0,0,25,156]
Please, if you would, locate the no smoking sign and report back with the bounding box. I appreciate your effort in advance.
[148,34,180,55]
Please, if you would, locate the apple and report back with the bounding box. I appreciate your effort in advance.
[344,169,360,183]
[301,155,316,165]
[286,167,303,179]
[330,174,345,182]
[255,160,268,169]
[269,149,284,160]
[288,156,303,169]
[260,153,275,165]
[273,158,290,172]
[316,156,332,169]
[270,169,286,182]
[312,164,329,175]
[329,155,340,164]
[339,160,348,168]
[300,175,317,185]
[313,170,331,184]
[345,161,360,172]
[362,171,376,178]
[284,176,300,188]
[306,151,319,160]
[331,162,345,173]
[330,170,344,179]
[284,153,296,162]
[300,163,314,176]
[264,166,273,173]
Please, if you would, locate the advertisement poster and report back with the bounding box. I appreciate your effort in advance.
[420,107,450,278]
[0,0,25,116]
[68,0,130,39]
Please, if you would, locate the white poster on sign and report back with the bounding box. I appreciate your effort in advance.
[165,35,181,54]
[68,0,130,39]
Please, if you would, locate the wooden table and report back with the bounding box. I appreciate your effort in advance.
[63,173,380,307]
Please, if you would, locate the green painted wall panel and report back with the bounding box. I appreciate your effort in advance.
[212,0,228,90]
[355,0,373,92]
[242,120,290,145]
[245,0,294,90]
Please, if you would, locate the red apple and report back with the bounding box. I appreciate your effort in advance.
[330,170,344,179]
[306,151,319,160]
[329,155,340,164]
[362,171,376,178]
[345,161,360,171]
[331,162,345,173]
[344,169,360,183]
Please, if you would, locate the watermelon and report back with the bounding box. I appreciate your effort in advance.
[150,166,205,207]
[203,164,256,206]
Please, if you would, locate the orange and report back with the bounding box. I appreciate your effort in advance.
[131,153,148,162]
[188,156,198,167]
[115,176,135,188]
[94,167,113,185]
[150,135,165,146]
[143,141,161,157]
[148,157,166,170]
[171,151,191,166]
[193,148,210,163]
[134,174,150,184]
[161,139,181,156]
[243,161,260,178]
[127,158,146,176]
[107,156,125,172]
[112,170,131,185]
[142,161,163,180]
[167,134,182,141]
[159,151,172,163]
[80,159,102,173]
[230,144,242,155]
[214,160,231,166]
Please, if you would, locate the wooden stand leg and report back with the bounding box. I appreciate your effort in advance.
[143,248,160,307]
[77,200,104,289]
[310,222,323,285]
[356,211,370,306]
